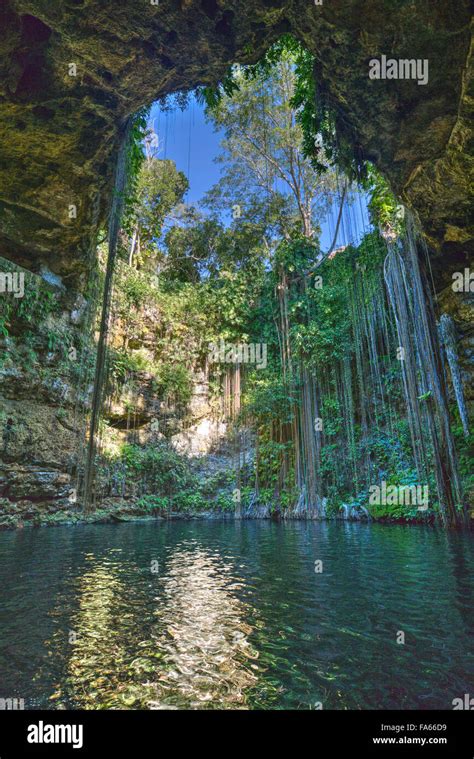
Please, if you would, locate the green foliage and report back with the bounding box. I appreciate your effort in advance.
[200,50,337,240]
[104,204,438,521]
[136,494,170,513]
[246,374,297,426]
[364,165,405,234]
[213,491,236,511]
[154,363,192,408]
[128,158,189,268]
[109,347,151,385]
[16,286,59,325]
[199,34,365,180]
[119,266,156,308]
[121,442,193,495]
[320,398,343,436]
[93,43,443,522]
[366,470,428,521]
[199,469,235,496]
[0,265,78,371]
[122,108,149,235]
[173,491,208,512]
[112,443,238,514]
[451,415,474,504]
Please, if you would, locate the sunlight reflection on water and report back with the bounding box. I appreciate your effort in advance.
[42,541,261,709]
[149,543,259,708]
[0,521,472,710]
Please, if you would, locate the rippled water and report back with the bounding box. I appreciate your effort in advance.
[0,520,473,709]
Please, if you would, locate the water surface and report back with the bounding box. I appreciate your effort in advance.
[0,520,472,709]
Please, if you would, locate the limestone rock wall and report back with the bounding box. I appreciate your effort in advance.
[0,264,92,522]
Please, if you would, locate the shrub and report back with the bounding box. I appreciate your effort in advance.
[121,442,194,495]
[137,494,170,513]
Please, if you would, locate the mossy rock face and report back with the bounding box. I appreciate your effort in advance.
[0,0,472,285]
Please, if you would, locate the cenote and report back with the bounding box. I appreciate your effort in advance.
[1,520,473,710]
[0,2,472,729]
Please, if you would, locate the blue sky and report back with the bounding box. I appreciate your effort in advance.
[149,94,223,207]
[149,95,370,252]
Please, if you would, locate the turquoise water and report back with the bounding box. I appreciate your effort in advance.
[0,520,472,709]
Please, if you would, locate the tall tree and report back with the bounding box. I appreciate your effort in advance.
[203,55,336,241]
[126,157,188,270]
